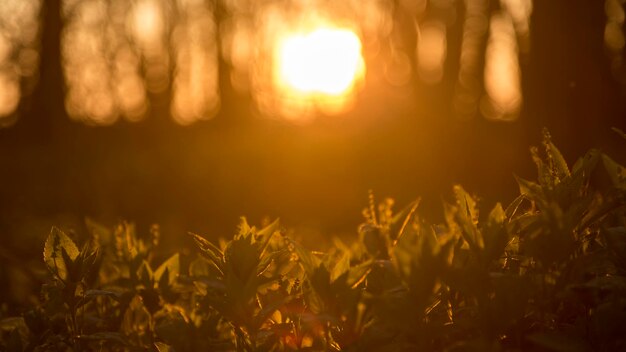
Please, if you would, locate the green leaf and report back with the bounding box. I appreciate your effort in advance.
[84,289,122,300]
[43,227,80,281]
[331,252,350,282]
[78,247,101,286]
[571,149,600,175]
[390,199,420,244]
[309,265,332,309]
[155,253,180,287]
[154,341,174,352]
[226,235,259,282]
[504,194,525,219]
[548,141,570,179]
[514,175,542,199]
[154,311,189,348]
[85,217,112,246]
[454,185,478,224]
[488,202,506,224]
[508,212,541,235]
[136,260,154,287]
[78,332,127,345]
[257,249,283,278]
[346,259,373,288]
[602,154,626,190]
[359,224,388,259]
[189,257,211,277]
[255,296,290,330]
[221,264,259,326]
[61,246,81,282]
[236,217,252,239]
[257,218,281,241]
[453,185,483,251]
[612,126,626,140]
[122,295,152,338]
[189,232,224,276]
[482,203,508,263]
[0,317,27,333]
[290,239,321,276]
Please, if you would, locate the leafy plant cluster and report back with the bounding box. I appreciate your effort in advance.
[1,132,626,351]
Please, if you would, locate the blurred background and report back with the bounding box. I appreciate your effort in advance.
[0,0,625,253]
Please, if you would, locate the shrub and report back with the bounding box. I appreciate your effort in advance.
[1,132,625,351]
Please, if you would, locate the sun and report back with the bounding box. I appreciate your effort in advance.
[276,27,365,96]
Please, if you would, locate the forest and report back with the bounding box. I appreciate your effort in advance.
[0,0,625,350]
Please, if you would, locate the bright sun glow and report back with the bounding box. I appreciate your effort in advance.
[277,28,364,96]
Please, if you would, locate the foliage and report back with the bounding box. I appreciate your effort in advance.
[1,132,626,351]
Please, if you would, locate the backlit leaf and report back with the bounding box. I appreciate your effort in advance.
[602,154,626,190]
[515,175,542,199]
[189,232,224,276]
[548,141,570,179]
[331,251,350,282]
[290,239,321,275]
[43,227,79,281]
[155,253,180,287]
